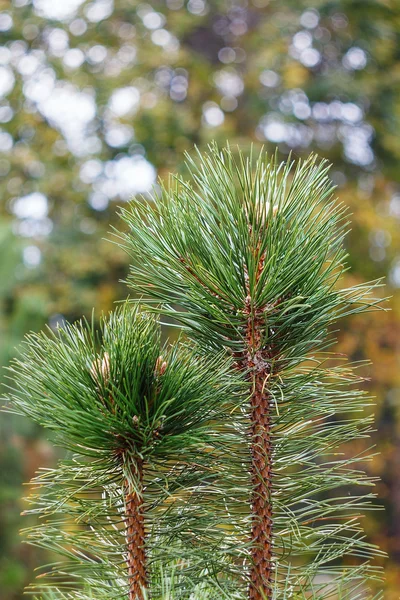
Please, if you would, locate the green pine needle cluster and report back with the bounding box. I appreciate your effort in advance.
[5,305,249,599]
[3,144,385,600]
[116,144,385,598]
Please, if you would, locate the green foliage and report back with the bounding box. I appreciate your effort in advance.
[119,146,381,352]
[118,145,385,597]
[4,303,250,598]
[1,1,400,597]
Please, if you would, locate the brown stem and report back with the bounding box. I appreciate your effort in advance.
[248,358,273,600]
[240,249,274,600]
[125,458,147,600]
[243,308,273,600]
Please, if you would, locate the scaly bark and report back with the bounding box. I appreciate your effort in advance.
[243,250,274,600]
[125,459,147,600]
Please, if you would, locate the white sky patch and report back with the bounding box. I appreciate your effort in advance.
[293,31,312,50]
[286,123,313,147]
[390,260,400,288]
[0,105,13,123]
[87,44,107,64]
[293,101,311,120]
[312,102,330,121]
[63,48,85,69]
[108,86,140,116]
[142,11,166,30]
[69,18,87,36]
[300,48,320,68]
[46,28,69,57]
[151,29,171,47]
[13,192,48,220]
[89,191,109,211]
[85,0,114,23]
[259,70,280,88]
[214,69,244,97]
[117,44,137,65]
[105,123,134,147]
[343,47,367,70]
[0,12,13,32]
[329,101,343,120]
[389,195,400,219]
[38,82,97,155]
[341,102,363,123]
[263,120,287,143]
[0,130,13,151]
[12,192,52,238]
[188,0,208,15]
[202,102,224,127]
[33,0,86,21]
[300,10,319,29]
[95,156,156,200]
[0,66,15,98]
[258,114,313,148]
[23,245,42,267]
[0,47,12,65]
[23,68,56,103]
[17,53,41,77]
[14,219,53,237]
[170,75,188,101]
[80,159,103,184]
[340,123,374,166]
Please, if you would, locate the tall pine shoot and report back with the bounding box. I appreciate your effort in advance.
[117,145,384,599]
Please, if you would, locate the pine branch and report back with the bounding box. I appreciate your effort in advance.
[239,247,274,599]
[4,303,247,599]
[125,458,146,600]
[116,144,385,599]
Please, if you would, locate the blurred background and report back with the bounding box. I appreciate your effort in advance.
[0,0,399,597]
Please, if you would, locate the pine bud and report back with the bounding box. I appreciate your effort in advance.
[155,356,167,376]
[264,202,279,217]
[91,352,110,385]
[245,200,278,227]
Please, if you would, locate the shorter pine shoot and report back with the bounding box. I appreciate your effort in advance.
[4,304,246,599]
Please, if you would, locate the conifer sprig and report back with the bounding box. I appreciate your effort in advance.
[117,145,384,599]
[4,304,248,599]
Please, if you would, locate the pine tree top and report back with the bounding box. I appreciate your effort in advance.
[4,303,239,462]
[116,144,383,360]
